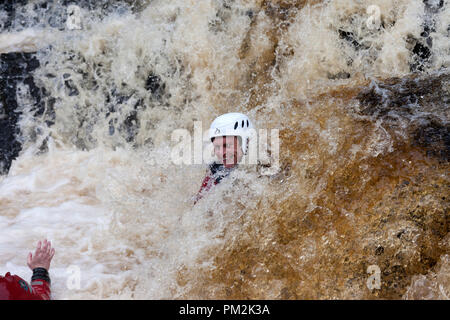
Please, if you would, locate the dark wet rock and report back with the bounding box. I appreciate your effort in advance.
[357,74,449,116]
[410,39,432,72]
[338,29,369,51]
[375,246,384,256]
[0,52,43,174]
[122,110,139,143]
[246,10,254,19]
[356,73,450,162]
[423,0,444,12]
[413,120,449,161]
[209,2,232,33]
[332,0,443,73]
[0,113,21,174]
[0,0,67,32]
[64,79,79,96]
[0,0,148,33]
[106,85,145,143]
[409,0,445,72]
[145,73,165,100]
[327,71,351,80]
[0,0,28,31]
[263,1,297,22]
[209,1,258,34]
[61,0,147,14]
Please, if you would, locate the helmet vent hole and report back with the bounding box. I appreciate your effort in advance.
[242,120,245,127]
[247,120,249,127]
[234,122,238,130]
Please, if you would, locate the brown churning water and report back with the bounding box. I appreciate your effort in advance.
[0,0,448,299]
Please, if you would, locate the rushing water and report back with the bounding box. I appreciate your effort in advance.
[0,0,448,299]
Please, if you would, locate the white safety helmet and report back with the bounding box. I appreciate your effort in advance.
[209,112,254,154]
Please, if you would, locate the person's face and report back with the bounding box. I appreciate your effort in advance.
[212,136,243,168]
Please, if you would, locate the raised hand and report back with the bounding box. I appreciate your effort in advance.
[27,239,56,271]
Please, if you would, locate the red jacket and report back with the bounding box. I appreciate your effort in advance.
[194,173,218,204]
[0,269,51,300]
[194,163,233,204]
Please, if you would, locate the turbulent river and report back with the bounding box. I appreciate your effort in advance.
[0,0,448,299]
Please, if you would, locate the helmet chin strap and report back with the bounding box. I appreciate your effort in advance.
[243,137,249,155]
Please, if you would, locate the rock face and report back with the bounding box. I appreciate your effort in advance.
[0,0,28,31]
[356,73,450,162]
[0,0,147,33]
[0,52,42,174]
[0,0,154,174]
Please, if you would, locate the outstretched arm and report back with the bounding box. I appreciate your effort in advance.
[27,239,55,300]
